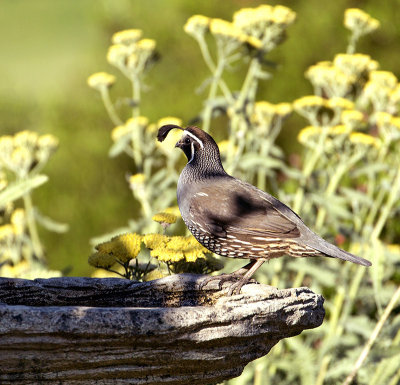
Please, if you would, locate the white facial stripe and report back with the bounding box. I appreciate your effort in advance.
[184,131,204,149]
[188,141,195,163]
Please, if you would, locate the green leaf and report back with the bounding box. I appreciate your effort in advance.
[340,187,374,207]
[310,193,352,220]
[34,209,69,233]
[0,174,48,206]
[239,153,285,170]
[108,134,132,158]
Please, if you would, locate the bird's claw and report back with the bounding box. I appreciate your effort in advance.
[199,273,257,295]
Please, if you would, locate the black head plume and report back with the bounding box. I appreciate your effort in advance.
[157,124,184,142]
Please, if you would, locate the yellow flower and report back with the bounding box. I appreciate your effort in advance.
[151,247,184,263]
[143,233,168,249]
[164,206,181,217]
[11,208,25,235]
[150,235,208,263]
[107,44,129,68]
[0,224,14,242]
[327,97,355,110]
[390,117,400,131]
[253,101,292,125]
[144,269,168,281]
[0,135,14,154]
[112,29,142,45]
[349,132,380,148]
[233,5,295,51]
[36,134,59,163]
[38,134,59,153]
[10,147,33,174]
[111,124,131,142]
[129,173,146,189]
[344,8,380,36]
[333,53,377,78]
[374,111,393,127]
[271,5,296,25]
[126,116,149,129]
[152,212,178,225]
[88,252,117,269]
[275,103,293,117]
[293,96,327,118]
[390,84,400,105]
[306,63,353,97]
[102,233,142,263]
[184,15,210,37]
[294,96,327,109]
[297,126,322,145]
[341,110,364,128]
[218,140,237,157]
[14,130,39,149]
[157,116,183,128]
[138,38,156,52]
[87,72,116,91]
[369,71,398,90]
[210,18,245,44]
[328,125,350,136]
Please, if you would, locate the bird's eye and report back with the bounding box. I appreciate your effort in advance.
[184,137,191,144]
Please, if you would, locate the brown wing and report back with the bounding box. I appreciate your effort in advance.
[188,178,300,239]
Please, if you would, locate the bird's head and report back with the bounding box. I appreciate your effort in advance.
[157,124,226,176]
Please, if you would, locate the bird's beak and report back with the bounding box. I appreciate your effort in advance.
[175,140,183,149]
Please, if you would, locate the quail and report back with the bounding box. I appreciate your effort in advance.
[157,124,372,295]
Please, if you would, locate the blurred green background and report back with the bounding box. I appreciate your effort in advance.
[1,0,399,276]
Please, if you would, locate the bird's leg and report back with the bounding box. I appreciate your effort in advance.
[227,258,267,296]
[199,259,262,292]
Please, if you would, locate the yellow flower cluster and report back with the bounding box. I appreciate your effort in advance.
[209,19,262,49]
[297,126,322,145]
[112,29,142,45]
[374,111,400,141]
[362,71,398,111]
[333,53,378,79]
[95,29,157,79]
[305,62,353,98]
[293,96,327,119]
[233,5,296,51]
[341,110,365,129]
[252,101,292,124]
[152,212,178,225]
[349,132,381,148]
[184,15,211,38]
[87,72,116,91]
[0,131,58,177]
[144,233,208,263]
[344,8,380,36]
[89,232,143,268]
[129,173,146,190]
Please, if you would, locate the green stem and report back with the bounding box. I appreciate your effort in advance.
[202,49,226,132]
[315,150,365,231]
[132,77,141,118]
[346,31,361,55]
[293,130,328,214]
[23,193,44,261]
[370,167,400,240]
[100,88,123,126]
[197,37,233,103]
[342,285,400,385]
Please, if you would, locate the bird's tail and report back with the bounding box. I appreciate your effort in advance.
[316,238,371,266]
[301,228,372,266]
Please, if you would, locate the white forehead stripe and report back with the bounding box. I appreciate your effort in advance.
[184,130,204,149]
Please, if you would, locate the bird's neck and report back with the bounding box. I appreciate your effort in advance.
[180,155,227,183]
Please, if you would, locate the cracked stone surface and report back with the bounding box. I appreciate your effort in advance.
[0,274,324,385]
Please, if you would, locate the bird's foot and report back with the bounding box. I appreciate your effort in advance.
[199,272,256,294]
